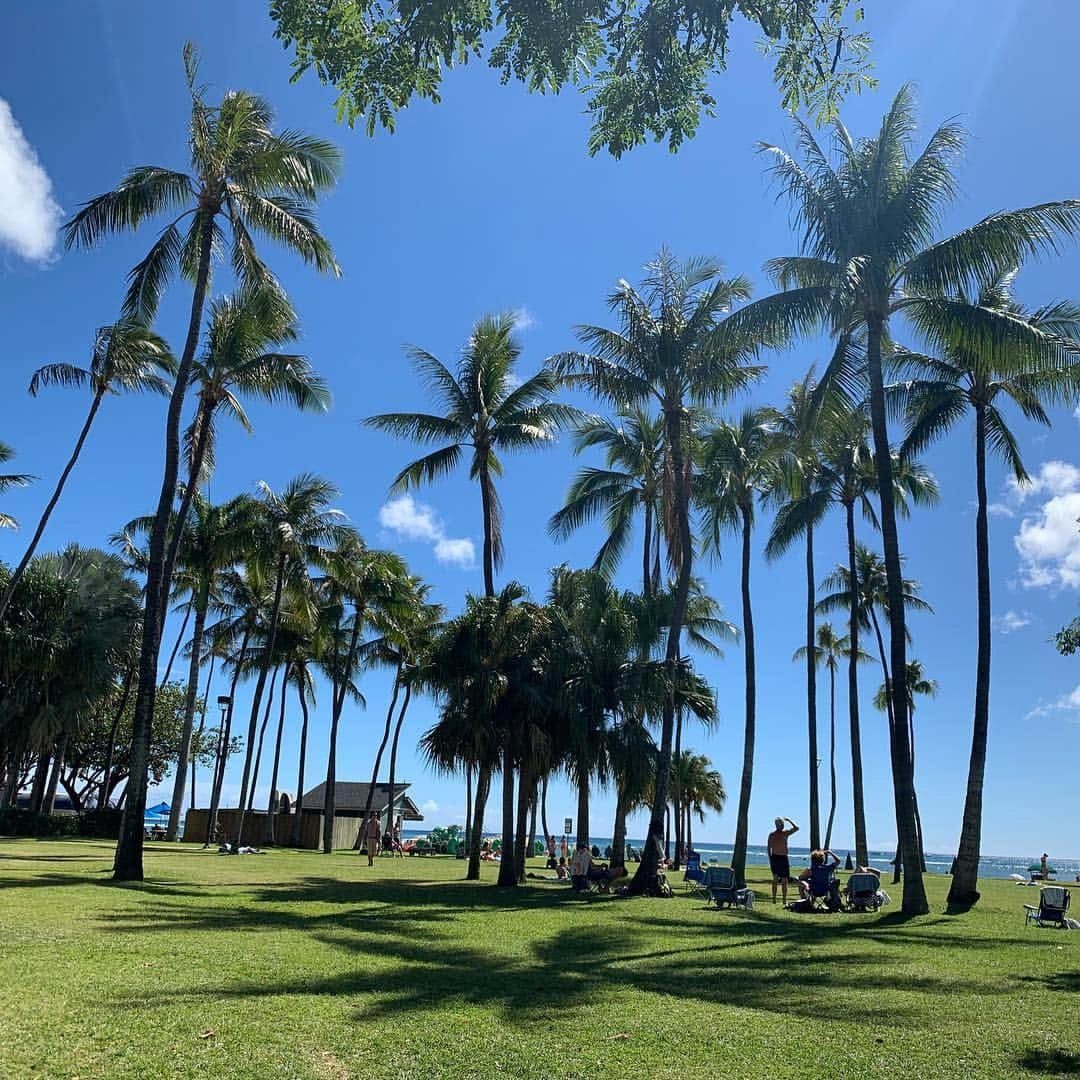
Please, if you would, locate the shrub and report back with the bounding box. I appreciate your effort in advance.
[78,808,122,839]
[0,808,80,838]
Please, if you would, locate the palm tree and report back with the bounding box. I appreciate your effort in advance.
[0,323,172,624]
[117,492,256,840]
[874,659,937,717]
[673,751,726,855]
[606,717,657,868]
[64,44,340,880]
[366,313,576,597]
[549,409,666,593]
[697,409,780,887]
[554,250,769,893]
[234,475,351,848]
[794,623,867,851]
[897,273,1080,907]
[0,443,33,530]
[739,85,1080,913]
[766,370,830,849]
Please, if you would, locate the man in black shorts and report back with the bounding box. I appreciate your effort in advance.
[767,816,798,904]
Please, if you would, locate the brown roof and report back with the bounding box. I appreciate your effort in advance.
[301,782,423,820]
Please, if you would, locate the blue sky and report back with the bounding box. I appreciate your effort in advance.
[2,0,1079,860]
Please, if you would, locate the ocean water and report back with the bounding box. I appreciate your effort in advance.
[404,830,1078,881]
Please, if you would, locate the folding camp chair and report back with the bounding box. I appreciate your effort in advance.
[683,852,707,897]
[1025,886,1072,928]
[845,871,884,913]
[807,864,842,911]
[704,866,754,910]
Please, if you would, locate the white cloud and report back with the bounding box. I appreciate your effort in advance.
[378,495,475,569]
[1073,405,1080,423]
[0,99,61,262]
[993,609,1033,634]
[421,799,439,814]
[987,502,1016,519]
[1000,461,1080,591]
[1025,684,1080,722]
[511,306,538,332]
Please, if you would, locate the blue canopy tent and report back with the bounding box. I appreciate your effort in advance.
[145,801,171,826]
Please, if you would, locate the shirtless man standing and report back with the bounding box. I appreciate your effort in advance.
[767,816,799,904]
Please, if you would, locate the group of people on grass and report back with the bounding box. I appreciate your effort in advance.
[361,812,404,866]
[767,815,882,910]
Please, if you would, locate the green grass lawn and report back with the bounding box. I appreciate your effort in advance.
[0,839,1075,1079]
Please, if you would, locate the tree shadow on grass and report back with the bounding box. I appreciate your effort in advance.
[1017,1047,1080,1074]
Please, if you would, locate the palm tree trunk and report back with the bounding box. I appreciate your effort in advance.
[824,661,837,850]
[576,771,589,848]
[731,507,756,888]
[664,803,671,859]
[686,800,693,855]
[101,663,134,808]
[246,665,279,817]
[496,742,517,886]
[0,389,106,623]
[479,460,496,598]
[806,520,820,850]
[514,761,531,884]
[359,659,401,838]
[527,788,537,863]
[45,734,68,814]
[290,678,310,848]
[629,407,693,895]
[642,500,653,596]
[235,551,287,844]
[612,791,628,869]
[114,210,215,882]
[672,710,683,870]
[385,681,411,859]
[324,617,362,855]
[29,745,50,813]
[265,662,291,845]
[160,608,191,688]
[166,594,208,840]
[205,628,249,847]
[466,762,490,880]
[866,314,927,914]
[869,604,905,884]
[191,652,215,811]
[464,765,473,857]
[845,502,868,866]
[540,773,549,849]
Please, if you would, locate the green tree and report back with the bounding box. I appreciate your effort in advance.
[366,313,575,598]
[736,86,1080,912]
[0,323,172,624]
[549,409,666,594]
[0,442,33,531]
[697,409,780,886]
[64,45,341,881]
[271,0,874,157]
[556,250,767,893]
[672,750,726,856]
[896,272,1080,907]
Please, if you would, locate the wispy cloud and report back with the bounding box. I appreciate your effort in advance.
[511,306,538,332]
[1025,684,1080,722]
[0,99,61,263]
[993,609,1033,634]
[421,799,439,815]
[378,495,475,569]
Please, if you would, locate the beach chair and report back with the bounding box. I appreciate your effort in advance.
[1024,886,1072,928]
[807,864,842,911]
[845,871,884,913]
[683,852,707,897]
[704,866,754,910]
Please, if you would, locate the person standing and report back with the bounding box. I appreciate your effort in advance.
[767,816,799,904]
[569,842,592,892]
[392,814,404,858]
[1040,852,1050,879]
[364,812,382,867]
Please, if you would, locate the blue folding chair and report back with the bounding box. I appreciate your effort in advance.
[704,865,754,910]
[1025,886,1071,928]
[845,871,884,912]
[807,863,842,911]
[683,852,707,896]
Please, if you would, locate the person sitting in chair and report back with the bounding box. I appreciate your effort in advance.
[569,842,592,891]
[798,849,842,907]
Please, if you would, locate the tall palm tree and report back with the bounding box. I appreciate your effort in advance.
[117,492,256,840]
[738,85,1080,913]
[554,250,769,893]
[897,273,1080,906]
[697,408,781,887]
[234,475,351,848]
[766,370,829,849]
[0,323,172,624]
[0,443,33,530]
[549,408,666,593]
[794,623,867,851]
[874,659,937,717]
[366,313,577,597]
[673,750,726,855]
[65,45,341,881]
